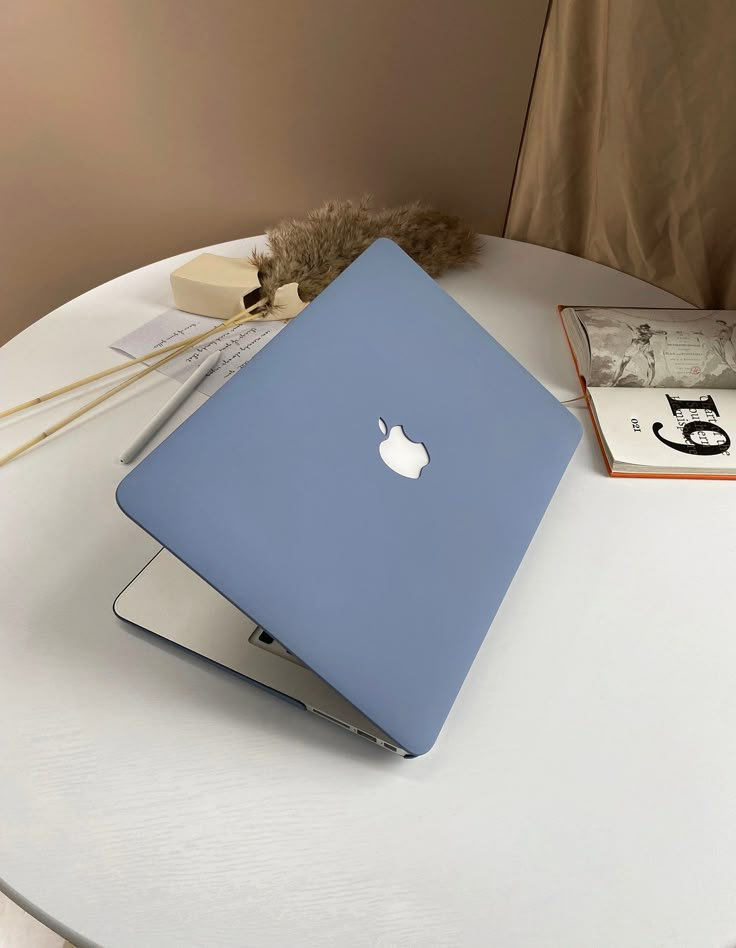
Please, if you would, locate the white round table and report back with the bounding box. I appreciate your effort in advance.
[2,237,734,948]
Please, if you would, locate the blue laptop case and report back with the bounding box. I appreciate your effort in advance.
[116,239,581,756]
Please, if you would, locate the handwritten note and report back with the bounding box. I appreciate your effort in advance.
[111,310,288,397]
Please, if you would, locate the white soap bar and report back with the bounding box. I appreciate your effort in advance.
[170,253,261,319]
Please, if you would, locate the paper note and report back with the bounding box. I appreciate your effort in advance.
[111,309,288,397]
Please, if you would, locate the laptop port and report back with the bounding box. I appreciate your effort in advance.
[310,707,350,728]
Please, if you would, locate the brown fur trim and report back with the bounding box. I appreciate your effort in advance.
[250,197,481,312]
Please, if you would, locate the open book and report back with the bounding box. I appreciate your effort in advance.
[559,306,736,478]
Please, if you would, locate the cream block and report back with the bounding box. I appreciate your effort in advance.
[271,282,307,320]
[170,254,261,319]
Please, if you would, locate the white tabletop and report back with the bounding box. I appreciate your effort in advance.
[1,237,733,948]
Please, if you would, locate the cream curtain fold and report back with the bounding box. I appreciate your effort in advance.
[506,0,736,308]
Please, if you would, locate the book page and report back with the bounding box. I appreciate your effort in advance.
[588,387,736,473]
[573,307,736,388]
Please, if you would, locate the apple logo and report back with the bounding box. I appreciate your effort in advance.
[378,418,429,479]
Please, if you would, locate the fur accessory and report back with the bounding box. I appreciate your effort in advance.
[250,197,481,313]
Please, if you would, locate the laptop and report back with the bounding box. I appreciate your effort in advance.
[115,239,581,757]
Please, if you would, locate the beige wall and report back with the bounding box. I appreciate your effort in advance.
[0,0,548,345]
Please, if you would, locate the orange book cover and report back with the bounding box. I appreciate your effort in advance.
[556,305,736,480]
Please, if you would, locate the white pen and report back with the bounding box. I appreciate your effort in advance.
[119,351,221,464]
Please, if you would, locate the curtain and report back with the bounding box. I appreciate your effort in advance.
[505,0,736,308]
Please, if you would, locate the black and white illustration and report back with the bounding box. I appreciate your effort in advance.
[610,322,668,386]
[712,319,736,373]
[576,308,736,388]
